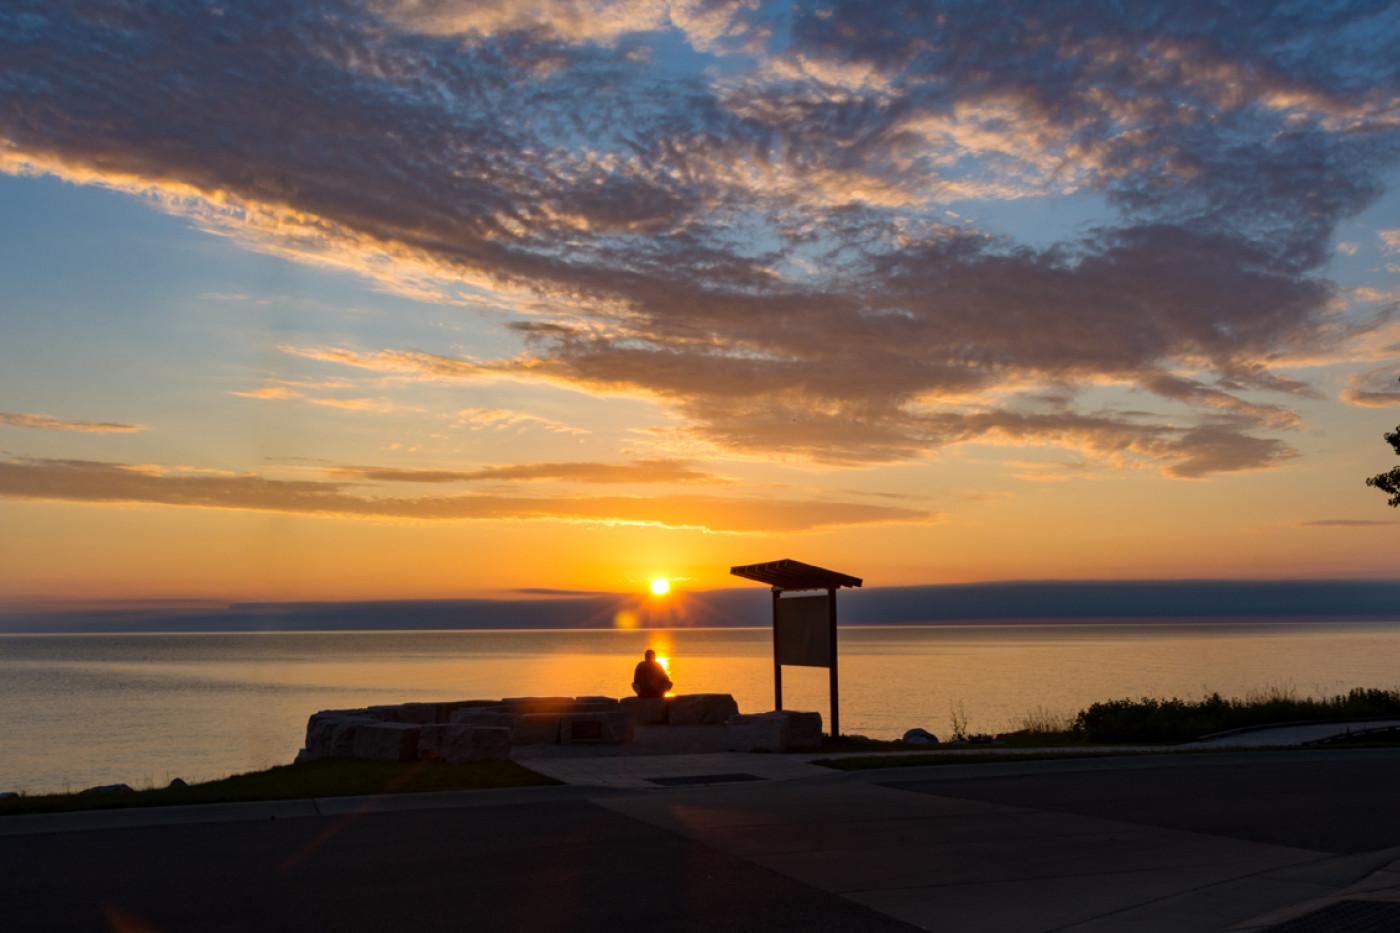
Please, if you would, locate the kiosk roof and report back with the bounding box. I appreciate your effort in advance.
[730,558,862,591]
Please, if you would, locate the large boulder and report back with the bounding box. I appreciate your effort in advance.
[725,711,823,752]
[619,696,669,725]
[902,727,939,745]
[417,724,511,762]
[668,694,739,725]
[559,711,633,745]
[79,783,134,795]
[351,722,421,762]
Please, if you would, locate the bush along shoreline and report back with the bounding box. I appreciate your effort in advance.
[1070,687,1400,744]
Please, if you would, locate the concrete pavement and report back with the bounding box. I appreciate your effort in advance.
[601,752,1400,932]
[3,749,1400,931]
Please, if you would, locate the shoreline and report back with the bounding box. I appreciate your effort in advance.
[4,614,1400,636]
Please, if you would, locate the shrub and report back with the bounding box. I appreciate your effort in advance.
[1072,687,1400,744]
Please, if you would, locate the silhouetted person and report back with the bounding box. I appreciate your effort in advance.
[632,649,672,698]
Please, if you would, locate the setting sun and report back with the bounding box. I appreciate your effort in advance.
[649,577,671,596]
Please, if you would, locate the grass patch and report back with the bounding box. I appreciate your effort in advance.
[0,758,558,817]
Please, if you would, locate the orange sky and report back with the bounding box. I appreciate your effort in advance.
[1,3,1398,603]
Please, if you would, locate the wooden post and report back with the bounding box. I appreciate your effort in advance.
[772,587,783,711]
[827,586,839,738]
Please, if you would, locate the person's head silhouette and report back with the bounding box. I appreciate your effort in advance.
[644,649,656,661]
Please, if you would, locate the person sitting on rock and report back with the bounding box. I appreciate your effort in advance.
[632,649,673,698]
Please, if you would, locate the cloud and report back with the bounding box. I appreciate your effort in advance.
[0,412,145,434]
[378,0,765,53]
[230,384,416,413]
[230,387,301,401]
[329,458,728,484]
[1341,366,1400,408]
[456,407,589,435]
[0,457,928,534]
[3,1,1398,474]
[1298,518,1400,527]
[1381,229,1400,254]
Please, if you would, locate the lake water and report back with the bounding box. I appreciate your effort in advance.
[4,621,1400,794]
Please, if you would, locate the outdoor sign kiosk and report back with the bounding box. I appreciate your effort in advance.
[730,559,862,738]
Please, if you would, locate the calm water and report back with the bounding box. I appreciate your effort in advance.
[3,621,1400,794]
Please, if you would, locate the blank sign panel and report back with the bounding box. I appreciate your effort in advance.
[775,594,832,668]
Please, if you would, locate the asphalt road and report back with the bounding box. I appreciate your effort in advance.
[887,748,1400,854]
[0,798,919,933]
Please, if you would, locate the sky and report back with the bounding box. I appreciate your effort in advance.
[0,0,1398,604]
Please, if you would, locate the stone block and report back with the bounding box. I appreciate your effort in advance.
[306,708,362,744]
[559,711,633,745]
[438,699,502,721]
[448,709,513,728]
[363,702,441,724]
[417,724,511,763]
[620,696,670,725]
[725,711,823,752]
[668,693,739,725]
[304,712,379,760]
[511,713,561,745]
[500,697,577,715]
[573,696,620,709]
[351,722,421,761]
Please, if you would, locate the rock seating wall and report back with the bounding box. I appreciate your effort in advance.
[298,693,740,762]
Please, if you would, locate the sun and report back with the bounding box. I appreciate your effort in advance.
[649,577,671,596]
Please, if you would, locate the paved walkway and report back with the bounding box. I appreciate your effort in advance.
[522,717,1400,790]
[1186,718,1400,749]
[600,750,1400,932]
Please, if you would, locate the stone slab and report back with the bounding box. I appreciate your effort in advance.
[417,724,511,762]
[620,696,670,725]
[304,713,379,760]
[512,713,562,745]
[559,711,633,745]
[364,702,442,724]
[725,711,822,752]
[352,722,421,762]
[448,710,514,729]
[500,697,578,715]
[573,696,620,708]
[439,699,504,721]
[668,693,739,725]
